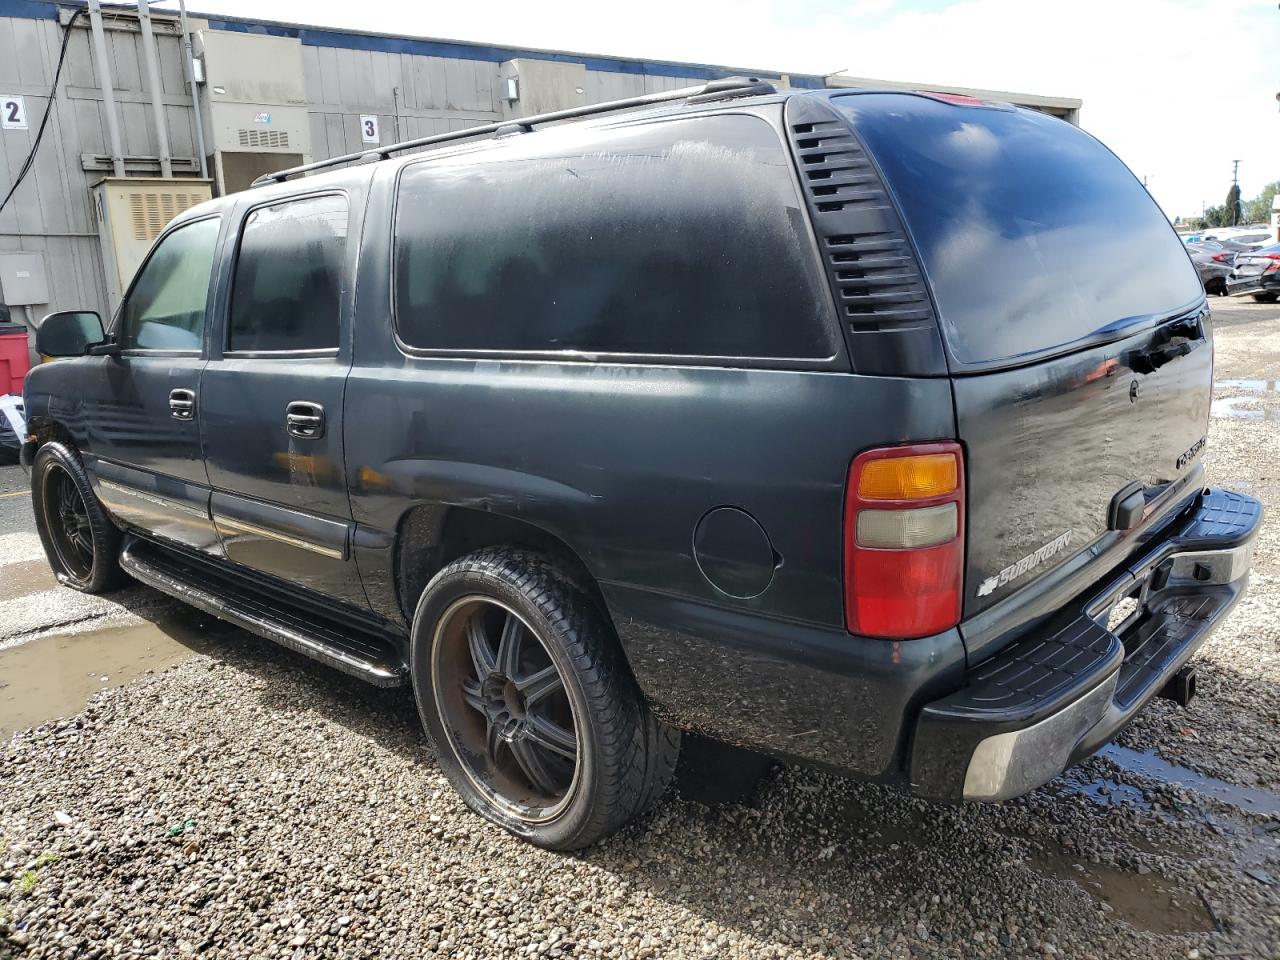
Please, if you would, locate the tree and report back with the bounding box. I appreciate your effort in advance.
[1201,204,1231,228]
[1246,181,1280,224]
[1225,183,1242,226]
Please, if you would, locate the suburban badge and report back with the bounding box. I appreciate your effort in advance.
[977,530,1074,597]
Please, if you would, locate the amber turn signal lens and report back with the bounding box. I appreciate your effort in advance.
[857,453,958,500]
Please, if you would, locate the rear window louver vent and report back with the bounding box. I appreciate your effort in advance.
[238,129,291,149]
[785,96,947,376]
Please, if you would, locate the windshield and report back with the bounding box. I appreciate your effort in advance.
[834,94,1203,367]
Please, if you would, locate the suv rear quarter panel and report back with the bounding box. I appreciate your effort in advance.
[343,109,964,777]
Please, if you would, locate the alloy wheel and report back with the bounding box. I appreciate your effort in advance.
[431,597,581,822]
[43,464,94,580]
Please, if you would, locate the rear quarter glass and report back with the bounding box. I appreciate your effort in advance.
[833,95,1203,368]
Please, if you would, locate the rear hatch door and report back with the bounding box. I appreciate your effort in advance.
[833,94,1211,633]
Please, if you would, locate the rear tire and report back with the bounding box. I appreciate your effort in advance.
[410,547,679,850]
[30,441,124,593]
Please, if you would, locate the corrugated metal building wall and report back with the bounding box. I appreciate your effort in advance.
[0,4,203,323]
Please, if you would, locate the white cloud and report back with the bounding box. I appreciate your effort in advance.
[183,0,1278,218]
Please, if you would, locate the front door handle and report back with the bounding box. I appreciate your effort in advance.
[286,400,325,439]
[169,388,196,421]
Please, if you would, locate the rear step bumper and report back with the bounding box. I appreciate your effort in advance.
[910,488,1261,801]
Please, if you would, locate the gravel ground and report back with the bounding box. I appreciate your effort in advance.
[2,298,1279,960]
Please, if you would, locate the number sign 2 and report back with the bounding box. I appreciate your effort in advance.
[1,95,29,130]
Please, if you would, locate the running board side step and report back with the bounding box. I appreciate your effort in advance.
[120,538,407,687]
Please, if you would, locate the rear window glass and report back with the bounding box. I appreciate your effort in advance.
[393,115,834,360]
[834,95,1203,366]
[229,194,348,353]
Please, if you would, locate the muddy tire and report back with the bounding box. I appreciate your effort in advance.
[30,441,125,593]
[410,547,679,850]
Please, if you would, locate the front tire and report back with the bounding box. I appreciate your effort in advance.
[411,548,679,850]
[31,441,124,593]
[1251,293,1278,303]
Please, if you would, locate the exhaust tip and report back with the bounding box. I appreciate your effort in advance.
[1158,666,1197,707]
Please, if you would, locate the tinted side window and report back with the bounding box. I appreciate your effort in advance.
[394,116,834,359]
[229,195,348,352]
[123,217,220,351]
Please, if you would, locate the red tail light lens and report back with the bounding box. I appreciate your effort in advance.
[844,442,965,639]
[1212,252,1231,263]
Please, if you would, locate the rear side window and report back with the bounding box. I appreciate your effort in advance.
[834,95,1204,367]
[229,194,348,353]
[393,115,834,359]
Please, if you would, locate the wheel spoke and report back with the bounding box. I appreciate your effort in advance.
[466,618,495,679]
[71,531,93,561]
[515,664,562,707]
[525,714,577,760]
[484,720,505,765]
[495,613,523,677]
[510,736,563,796]
[460,678,486,715]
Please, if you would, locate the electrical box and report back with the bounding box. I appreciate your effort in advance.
[195,29,313,194]
[0,252,48,306]
[498,59,588,120]
[92,177,213,313]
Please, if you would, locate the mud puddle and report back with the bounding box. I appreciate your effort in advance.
[1212,379,1280,420]
[1097,744,1280,817]
[0,612,230,737]
[1030,848,1214,934]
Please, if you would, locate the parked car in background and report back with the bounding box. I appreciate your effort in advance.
[1186,241,1236,294]
[21,83,1261,850]
[1227,242,1280,301]
[1221,231,1273,249]
[1203,228,1274,246]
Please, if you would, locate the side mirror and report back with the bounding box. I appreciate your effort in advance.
[36,311,112,358]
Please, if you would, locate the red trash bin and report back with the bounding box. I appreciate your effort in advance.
[0,322,31,396]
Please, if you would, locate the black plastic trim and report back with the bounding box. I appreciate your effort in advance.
[120,536,407,686]
[782,95,948,377]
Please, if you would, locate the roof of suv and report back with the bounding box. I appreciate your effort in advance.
[172,85,1045,231]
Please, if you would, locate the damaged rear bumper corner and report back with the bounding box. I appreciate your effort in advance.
[910,488,1261,802]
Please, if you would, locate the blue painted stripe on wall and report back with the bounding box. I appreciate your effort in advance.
[2,3,827,87]
[204,17,826,85]
[0,0,56,19]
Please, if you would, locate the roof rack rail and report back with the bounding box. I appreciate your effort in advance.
[250,77,778,187]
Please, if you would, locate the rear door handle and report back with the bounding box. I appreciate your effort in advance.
[286,400,325,439]
[169,388,196,421]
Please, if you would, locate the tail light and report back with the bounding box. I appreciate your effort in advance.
[916,90,987,106]
[1264,252,1280,273]
[844,442,964,639]
[1211,252,1232,263]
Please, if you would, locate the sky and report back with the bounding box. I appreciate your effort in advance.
[170,0,1278,221]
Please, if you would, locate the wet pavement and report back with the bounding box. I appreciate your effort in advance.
[0,469,220,731]
[0,615,225,738]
